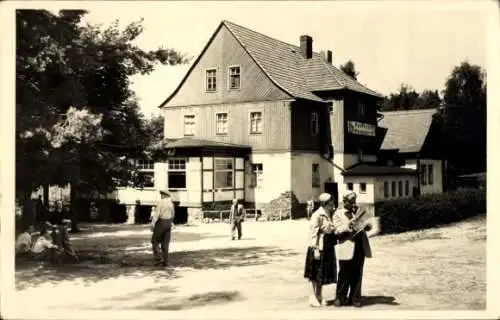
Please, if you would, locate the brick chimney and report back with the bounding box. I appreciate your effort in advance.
[320,50,333,64]
[300,35,313,59]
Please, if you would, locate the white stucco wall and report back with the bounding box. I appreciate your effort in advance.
[290,152,335,203]
[373,175,417,202]
[245,152,292,204]
[403,158,443,195]
[341,176,375,204]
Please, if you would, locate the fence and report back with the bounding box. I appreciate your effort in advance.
[201,208,262,223]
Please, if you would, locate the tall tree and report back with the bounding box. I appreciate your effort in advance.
[416,90,442,109]
[16,10,188,229]
[340,60,359,80]
[380,84,420,111]
[435,61,486,176]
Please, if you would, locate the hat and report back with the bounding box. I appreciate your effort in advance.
[318,193,332,203]
[159,189,170,196]
[343,191,357,203]
[232,198,238,204]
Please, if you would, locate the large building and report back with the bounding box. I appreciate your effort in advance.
[71,21,444,223]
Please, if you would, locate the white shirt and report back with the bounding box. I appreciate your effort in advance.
[31,235,56,253]
[15,232,32,254]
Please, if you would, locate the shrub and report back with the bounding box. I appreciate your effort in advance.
[375,188,486,235]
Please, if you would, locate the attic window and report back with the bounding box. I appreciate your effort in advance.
[229,66,241,90]
[206,69,217,92]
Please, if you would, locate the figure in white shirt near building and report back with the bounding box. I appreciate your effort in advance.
[31,226,62,264]
[306,199,314,219]
[151,189,175,267]
[15,225,35,258]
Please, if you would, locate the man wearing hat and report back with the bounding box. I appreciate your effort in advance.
[229,198,244,240]
[332,191,372,308]
[151,189,175,267]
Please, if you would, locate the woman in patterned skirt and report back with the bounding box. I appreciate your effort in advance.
[304,193,338,307]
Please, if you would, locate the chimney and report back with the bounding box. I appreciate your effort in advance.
[300,35,313,59]
[320,50,333,64]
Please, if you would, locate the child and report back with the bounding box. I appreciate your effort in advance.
[15,225,35,257]
[31,226,61,263]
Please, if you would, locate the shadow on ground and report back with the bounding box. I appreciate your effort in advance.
[324,295,399,307]
[134,290,243,311]
[16,245,298,290]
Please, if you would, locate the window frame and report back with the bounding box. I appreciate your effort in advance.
[216,112,228,135]
[167,158,187,190]
[312,163,320,188]
[249,111,263,134]
[228,65,241,90]
[214,157,234,190]
[360,182,367,194]
[391,181,396,197]
[311,112,319,136]
[347,182,353,191]
[183,114,196,136]
[136,159,155,188]
[405,180,410,196]
[250,163,263,188]
[398,181,403,197]
[205,68,217,92]
[384,181,389,198]
[420,164,427,185]
[428,163,434,185]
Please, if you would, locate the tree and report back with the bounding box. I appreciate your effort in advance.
[435,61,486,176]
[340,60,359,80]
[380,84,421,111]
[416,90,442,109]
[16,10,189,229]
[145,114,165,145]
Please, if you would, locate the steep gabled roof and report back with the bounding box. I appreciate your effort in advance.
[378,108,438,153]
[159,20,382,108]
[342,163,417,176]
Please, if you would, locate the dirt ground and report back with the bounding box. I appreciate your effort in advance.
[13,216,486,314]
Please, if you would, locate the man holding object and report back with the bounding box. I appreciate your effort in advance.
[151,189,175,267]
[229,198,244,240]
[332,191,373,308]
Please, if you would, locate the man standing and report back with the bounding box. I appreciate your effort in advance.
[306,198,314,219]
[229,198,244,240]
[332,192,372,308]
[151,189,175,267]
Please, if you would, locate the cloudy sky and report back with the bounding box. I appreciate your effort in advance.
[78,1,489,117]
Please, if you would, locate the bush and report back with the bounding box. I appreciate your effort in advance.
[375,188,486,235]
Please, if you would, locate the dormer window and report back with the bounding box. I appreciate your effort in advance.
[229,66,241,90]
[206,69,217,92]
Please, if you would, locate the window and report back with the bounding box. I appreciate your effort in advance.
[420,164,427,185]
[391,181,396,197]
[206,69,217,92]
[168,159,186,189]
[250,163,263,188]
[405,180,410,196]
[137,159,154,188]
[312,163,320,187]
[216,113,228,135]
[360,183,367,194]
[184,115,195,136]
[214,158,233,189]
[311,112,319,136]
[347,183,353,191]
[398,181,403,196]
[229,66,241,89]
[358,102,366,119]
[428,164,434,185]
[384,181,389,198]
[250,111,263,134]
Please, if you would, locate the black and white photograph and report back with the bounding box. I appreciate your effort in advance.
[1,1,498,319]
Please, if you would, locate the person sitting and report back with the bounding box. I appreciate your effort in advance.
[31,226,61,264]
[15,225,35,258]
[50,219,78,261]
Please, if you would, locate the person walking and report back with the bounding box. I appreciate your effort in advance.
[332,191,372,308]
[306,198,314,219]
[303,193,338,307]
[229,198,244,240]
[151,189,175,267]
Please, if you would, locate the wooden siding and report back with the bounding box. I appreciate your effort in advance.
[165,25,290,107]
[343,91,379,154]
[290,100,331,152]
[163,100,292,151]
[330,99,345,154]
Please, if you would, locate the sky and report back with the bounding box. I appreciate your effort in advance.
[78,1,490,118]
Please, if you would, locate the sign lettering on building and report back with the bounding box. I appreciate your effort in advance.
[347,121,376,137]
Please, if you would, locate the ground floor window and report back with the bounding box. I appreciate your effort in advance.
[398,181,403,196]
[359,182,367,194]
[346,182,353,191]
[214,158,233,189]
[384,181,389,198]
[168,158,187,189]
[312,163,320,187]
[405,180,410,196]
[250,163,263,188]
[137,159,154,188]
[391,181,396,197]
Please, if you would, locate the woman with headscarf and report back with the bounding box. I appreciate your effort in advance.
[303,192,338,307]
[332,191,373,308]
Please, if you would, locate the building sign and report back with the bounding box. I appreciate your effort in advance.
[347,121,376,137]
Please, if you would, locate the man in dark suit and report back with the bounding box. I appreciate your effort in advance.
[332,192,373,308]
[230,198,244,240]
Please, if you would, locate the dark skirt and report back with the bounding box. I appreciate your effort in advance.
[304,233,337,285]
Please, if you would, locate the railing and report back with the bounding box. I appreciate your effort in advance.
[201,209,262,223]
